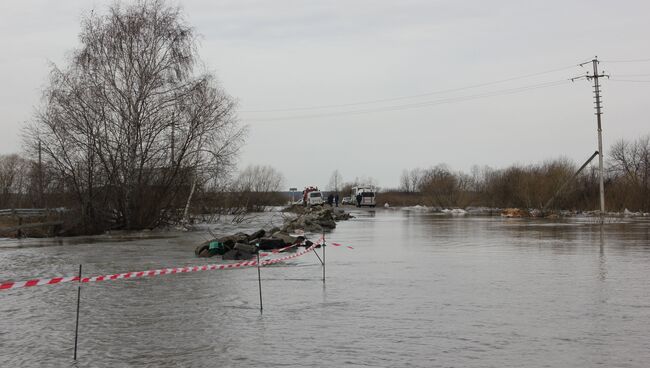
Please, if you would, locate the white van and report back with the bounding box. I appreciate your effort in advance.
[352,186,376,207]
[307,191,324,206]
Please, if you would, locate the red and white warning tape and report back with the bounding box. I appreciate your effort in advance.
[331,242,354,249]
[0,239,335,292]
[0,276,80,290]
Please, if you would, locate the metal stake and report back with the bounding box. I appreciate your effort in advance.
[73,264,82,360]
[322,233,326,283]
[313,249,324,265]
[256,250,263,313]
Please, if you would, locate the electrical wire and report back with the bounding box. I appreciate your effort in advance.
[612,73,650,77]
[243,79,570,122]
[609,79,650,83]
[601,58,650,63]
[240,65,576,113]
[237,57,650,121]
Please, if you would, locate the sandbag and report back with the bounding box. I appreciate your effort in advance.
[195,243,209,257]
[257,237,287,250]
[208,241,227,255]
[234,242,258,254]
[198,248,212,258]
[248,229,266,241]
[271,232,295,246]
[223,249,254,260]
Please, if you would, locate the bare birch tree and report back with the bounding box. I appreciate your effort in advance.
[24,0,244,232]
[610,136,650,210]
[327,170,343,192]
[231,165,285,211]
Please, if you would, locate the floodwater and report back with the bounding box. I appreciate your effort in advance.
[1,209,650,367]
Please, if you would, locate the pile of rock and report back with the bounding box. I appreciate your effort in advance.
[194,228,313,260]
[282,205,352,233]
[195,205,352,259]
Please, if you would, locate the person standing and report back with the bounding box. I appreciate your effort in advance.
[356,193,362,207]
[327,193,334,206]
[334,193,339,207]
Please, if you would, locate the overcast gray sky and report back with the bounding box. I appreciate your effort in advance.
[1,0,649,190]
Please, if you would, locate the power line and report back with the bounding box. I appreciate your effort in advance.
[240,65,576,113]
[612,73,650,77]
[243,79,570,122]
[600,58,650,63]
[609,78,650,83]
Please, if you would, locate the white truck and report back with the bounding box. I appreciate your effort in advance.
[303,186,324,206]
[306,191,324,206]
[352,186,376,207]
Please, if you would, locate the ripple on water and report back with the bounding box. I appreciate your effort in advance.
[2,212,650,367]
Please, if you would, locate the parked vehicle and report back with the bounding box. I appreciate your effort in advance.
[302,186,323,206]
[341,196,352,205]
[307,191,324,206]
[352,186,376,207]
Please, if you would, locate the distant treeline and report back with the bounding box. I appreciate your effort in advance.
[383,136,650,212]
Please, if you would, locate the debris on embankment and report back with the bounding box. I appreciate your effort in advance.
[194,205,352,259]
[281,205,352,233]
[397,205,648,218]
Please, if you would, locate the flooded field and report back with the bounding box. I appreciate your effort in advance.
[1,209,650,367]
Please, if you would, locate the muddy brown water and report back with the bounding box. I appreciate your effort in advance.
[1,209,650,367]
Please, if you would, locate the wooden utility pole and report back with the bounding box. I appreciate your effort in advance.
[572,57,608,217]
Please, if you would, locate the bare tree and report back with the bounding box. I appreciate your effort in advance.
[0,154,32,208]
[419,164,460,207]
[24,0,244,232]
[327,170,343,193]
[610,136,650,210]
[399,170,410,192]
[399,168,422,193]
[229,164,285,211]
[234,165,285,193]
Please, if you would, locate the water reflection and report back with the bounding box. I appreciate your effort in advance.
[2,210,650,367]
[598,227,607,282]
